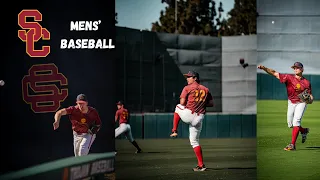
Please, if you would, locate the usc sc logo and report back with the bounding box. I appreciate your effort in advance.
[22,63,68,113]
[81,118,87,124]
[18,9,50,57]
[295,83,301,91]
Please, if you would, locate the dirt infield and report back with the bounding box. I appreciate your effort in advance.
[115,138,256,180]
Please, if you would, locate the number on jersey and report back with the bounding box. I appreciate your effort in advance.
[122,111,129,119]
[194,89,206,102]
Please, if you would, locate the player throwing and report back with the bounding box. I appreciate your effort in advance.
[257,62,313,151]
[115,101,142,154]
[53,94,102,156]
[170,71,213,171]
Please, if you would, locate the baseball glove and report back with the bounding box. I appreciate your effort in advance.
[298,89,311,102]
[88,123,101,134]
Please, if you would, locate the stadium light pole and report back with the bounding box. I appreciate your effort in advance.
[162,0,178,33]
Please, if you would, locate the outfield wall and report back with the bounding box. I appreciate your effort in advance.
[257,74,320,100]
[0,153,115,180]
[116,113,256,139]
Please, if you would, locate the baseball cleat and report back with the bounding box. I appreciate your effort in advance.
[170,130,178,137]
[193,165,207,172]
[283,144,296,151]
[301,128,309,143]
[135,149,142,153]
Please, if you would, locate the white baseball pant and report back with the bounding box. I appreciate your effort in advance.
[115,123,134,142]
[287,100,307,128]
[73,131,96,157]
[175,104,204,148]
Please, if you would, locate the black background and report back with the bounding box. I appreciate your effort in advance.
[0,0,116,174]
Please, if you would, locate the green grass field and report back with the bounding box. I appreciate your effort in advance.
[257,100,320,180]
[115,138,256,180]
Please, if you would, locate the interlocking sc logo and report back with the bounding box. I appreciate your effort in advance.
[81,118,87,124]
[295,83,301,91]
[22,63,68,113]
[18,9,50,57]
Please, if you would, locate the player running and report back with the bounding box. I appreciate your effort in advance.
[53,94,102,156]
[115,101,142,154]
[170,71,213,171]
[257,62,313,151]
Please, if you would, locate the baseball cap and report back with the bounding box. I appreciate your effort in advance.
[116,100,124,105]
[76,94,88,103]
[183,71,200,79]
[291,62,303,69]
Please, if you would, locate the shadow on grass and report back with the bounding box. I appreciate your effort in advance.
[299,147,320,151]
[117,151,171,154]
[305,146,320,149]
[145,151,170,153]
[206,167,256,171]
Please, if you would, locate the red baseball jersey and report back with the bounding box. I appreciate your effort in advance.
[65,106,102,134]
[279,73,312,103]
[180,82,213,114]
[116,108,129,124]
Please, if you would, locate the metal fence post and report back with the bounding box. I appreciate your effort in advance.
[152,33,156,112]
[162,55,166,112]
[140,31,143,112]
[124,35,127,103]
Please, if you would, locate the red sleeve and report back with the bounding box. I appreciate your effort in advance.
[279,73,290,83]
[180,86,189,99]
[65,106,75,114]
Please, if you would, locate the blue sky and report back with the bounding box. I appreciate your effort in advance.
[116,0,235,30]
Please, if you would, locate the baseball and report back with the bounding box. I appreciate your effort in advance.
[272,21,274,24]
[0,80,5,86]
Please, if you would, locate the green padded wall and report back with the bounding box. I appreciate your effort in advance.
[115,113,256,139]
[257,73,320,100]
[115,114,143,140]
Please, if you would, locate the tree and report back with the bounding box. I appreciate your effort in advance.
[152,0,224,36]
[115,12,118,24]
[221,0,258,36]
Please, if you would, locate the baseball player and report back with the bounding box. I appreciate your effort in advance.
[115,101,142,154]
[170,71,213,171]
[257,62,313,151]
[53,94,102,156]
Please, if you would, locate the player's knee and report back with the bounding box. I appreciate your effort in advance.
[191,120,201,127]
[293,120,301,127]
[174,106,179,113]
[79,147,89,156]
[127,135,134,142]
[190,138,199,148]
[175,104,184,112]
